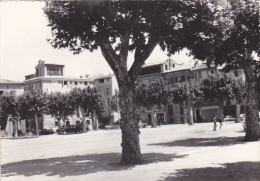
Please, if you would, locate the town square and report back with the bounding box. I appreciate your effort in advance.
[0,1,259,181]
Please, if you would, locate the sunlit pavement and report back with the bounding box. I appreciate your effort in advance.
[1,122,259,181]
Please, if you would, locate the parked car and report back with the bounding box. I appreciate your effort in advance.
[105,124,120,129]
[40,128,54,135]
[224,115,236,122]
[138,121,147,128]
[58,125,82,134]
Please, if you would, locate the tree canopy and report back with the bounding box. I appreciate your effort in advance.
[44,1,218,82]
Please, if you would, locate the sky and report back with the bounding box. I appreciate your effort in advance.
[0,1,195,82]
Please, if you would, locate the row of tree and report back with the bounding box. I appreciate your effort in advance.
[110,71,246,126]
[1,87,105,138]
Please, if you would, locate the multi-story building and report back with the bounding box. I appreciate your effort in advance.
[94,74,120,125]
[24,60,95,131]
[0,79,24,96]
[0,79,25,134]
[24,60,93,93]
[191,63,245,122]
[137,58,245,124]
[137,58,195,124]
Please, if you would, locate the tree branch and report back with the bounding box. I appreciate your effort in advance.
[129,37,158,80]
[98,38,120,76]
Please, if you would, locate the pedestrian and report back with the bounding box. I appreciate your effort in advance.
[219,114,224,129]
[213,115,217,131]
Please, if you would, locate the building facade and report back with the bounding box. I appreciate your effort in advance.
[0,79,25,134]
[94,74,120,125]
[24,60,95,131]
[137,58,245,125]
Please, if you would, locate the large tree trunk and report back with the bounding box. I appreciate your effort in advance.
[34,113,39,138]
[119,83,143,164]
[243,61,260,141]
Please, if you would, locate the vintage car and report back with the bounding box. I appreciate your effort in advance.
[138,121,148,128]
[224,115,236,122]
[39,128,54,135]
[57,125,82,134]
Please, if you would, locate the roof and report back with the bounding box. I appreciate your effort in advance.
[142,58,172,68]
[94,73,114,80]
[23,75,92,82]
[44,63,64,67]
[191,62,215,71]
[0,79,23,84]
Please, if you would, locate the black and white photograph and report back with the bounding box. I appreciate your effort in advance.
[0,1,259,181]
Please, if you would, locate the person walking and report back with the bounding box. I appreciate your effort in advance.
[213,115,217,131]
[219,114,224,129]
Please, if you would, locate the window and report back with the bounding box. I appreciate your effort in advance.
[107,98,110,105]
[84,81,88,85]
[76,121,80,125]
[193,72,197,79]
[211,70,214,74]
[106,88,109,95]
[36,69,39,76]
[172,64,175,68]
[234,70,238,77]
[175,77,178,83]
[171,77,174,83]
[98,79,104,83]
[168,105,173,115]
[181,76,186,82]
[226,98,231,105]
[46,65,63,76]
[55,121,58,126]
[165,65,168,70]
[74,81,78,85]
[31,84,35,89]
[198,72,202,79]
[63,81,68,85]
[107,78,110,82]
[66,121,70,126]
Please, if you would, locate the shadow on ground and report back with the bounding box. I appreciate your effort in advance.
[160,161,260,181]
[150,136,245,147]
[2,152,186,178]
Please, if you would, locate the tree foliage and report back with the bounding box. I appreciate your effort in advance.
[20,89,49,137]
[48,92,75,129]
[69,87,105,132]
[1,91,19,118]
[135,79,170,109]
[200,71,235,106]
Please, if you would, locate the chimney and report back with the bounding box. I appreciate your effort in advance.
[194,61,198,68]
[38,59,44,64]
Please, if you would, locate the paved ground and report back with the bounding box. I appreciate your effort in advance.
[1,122,259,181]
